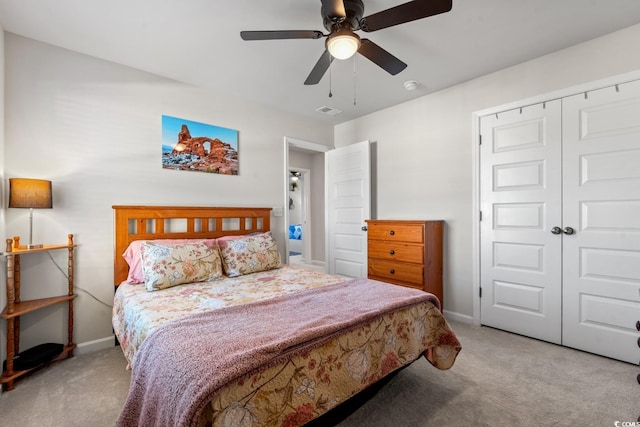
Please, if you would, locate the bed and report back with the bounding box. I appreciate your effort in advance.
[112,205,461,427]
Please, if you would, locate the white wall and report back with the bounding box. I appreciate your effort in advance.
[0,25,6,372]
[335,23,640,321]
[3,33,333,351]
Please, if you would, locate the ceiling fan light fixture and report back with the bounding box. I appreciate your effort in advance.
[326,30,361,60]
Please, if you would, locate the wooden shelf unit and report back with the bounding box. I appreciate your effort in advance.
[1,234,77,391]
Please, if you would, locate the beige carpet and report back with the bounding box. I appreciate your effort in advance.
[1,320,638,426]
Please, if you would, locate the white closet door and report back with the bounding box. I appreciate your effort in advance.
[562,82,640,364]
[480,100,563,343]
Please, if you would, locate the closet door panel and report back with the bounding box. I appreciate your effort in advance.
[562,81,640,364]
[480,100,563,343]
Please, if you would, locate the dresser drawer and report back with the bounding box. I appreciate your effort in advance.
[368,259,424,286]
[367,223,424,243]
[368,242,423,264]
[366,219,444,307]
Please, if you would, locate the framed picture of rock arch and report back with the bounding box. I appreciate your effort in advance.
[161,115,239,175]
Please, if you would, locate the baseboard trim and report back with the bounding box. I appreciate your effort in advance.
[442,310,473,324]
[75,336,115,356]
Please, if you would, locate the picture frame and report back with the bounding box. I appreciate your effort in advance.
[162,115,239,175]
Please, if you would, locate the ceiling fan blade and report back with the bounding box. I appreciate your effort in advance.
[304,50,333,85]
[358,39,407,75]
[240,30,324,41]
[321,0,347,20]
[360,0,452,32]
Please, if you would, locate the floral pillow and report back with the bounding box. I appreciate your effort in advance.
[217,232,281,277]
[122,239,217,284]
[140,241,223,291]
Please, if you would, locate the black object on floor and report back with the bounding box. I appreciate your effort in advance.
[3,343,64,371]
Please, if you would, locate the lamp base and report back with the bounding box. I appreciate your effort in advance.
[27,244,44,249]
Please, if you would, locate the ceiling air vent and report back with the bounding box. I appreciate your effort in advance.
[316,106,342,116]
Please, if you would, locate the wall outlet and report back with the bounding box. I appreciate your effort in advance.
[273,207,284,217]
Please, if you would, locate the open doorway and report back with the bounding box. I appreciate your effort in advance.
[287,167,310,265]
[284,137,330,272]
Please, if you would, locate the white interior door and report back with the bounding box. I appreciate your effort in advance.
[326,141,371,277]
[562,82,640,364]
[480,100,563,343]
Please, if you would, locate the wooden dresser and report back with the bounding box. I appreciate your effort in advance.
[366,220,444,308]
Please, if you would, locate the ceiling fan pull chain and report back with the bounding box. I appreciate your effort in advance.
[353,55,357,106]
[329,58,333,98]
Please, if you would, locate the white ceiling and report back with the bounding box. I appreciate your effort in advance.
[2,0,640,125]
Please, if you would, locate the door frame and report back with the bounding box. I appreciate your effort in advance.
[283,137,331,265]
[471,69,640,326]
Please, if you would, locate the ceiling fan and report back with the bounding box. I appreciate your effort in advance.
[240,0,453,85]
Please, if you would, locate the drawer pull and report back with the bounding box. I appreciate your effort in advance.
[389,230,395,236]
[389,269,395,274]
[389,249,395,255]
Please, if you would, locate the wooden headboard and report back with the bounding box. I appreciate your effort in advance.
[112,205,272,285]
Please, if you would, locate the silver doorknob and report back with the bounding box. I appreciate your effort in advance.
[563,227,575,235]
[551,226,562,235]
[361,226,368,231]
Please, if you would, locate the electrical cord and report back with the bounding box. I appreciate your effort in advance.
[46,251,113,308]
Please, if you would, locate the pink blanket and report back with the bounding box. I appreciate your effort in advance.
[118,278,441,427]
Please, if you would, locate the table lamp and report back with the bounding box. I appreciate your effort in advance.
[8,178,53,249]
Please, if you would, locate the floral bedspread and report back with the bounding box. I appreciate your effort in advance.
[113,266,461,427]
[113,265,347,367]
[198,297,459,427]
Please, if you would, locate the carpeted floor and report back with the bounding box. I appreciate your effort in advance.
[0,320,638,426]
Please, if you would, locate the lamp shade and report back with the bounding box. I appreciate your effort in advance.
[9,178,53,209]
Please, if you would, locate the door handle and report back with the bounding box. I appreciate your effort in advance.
[361,226,368,231]
[563,227,575,235]
[551,226,562,235]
